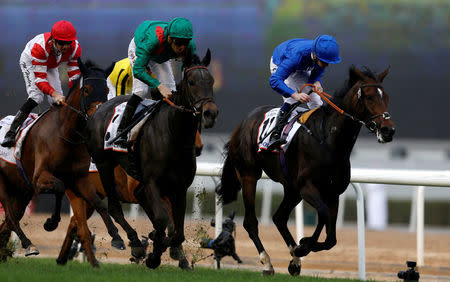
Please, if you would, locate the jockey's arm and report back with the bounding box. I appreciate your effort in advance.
[133,39,161,89]
[269,59,297,98]
[67,41,82,89]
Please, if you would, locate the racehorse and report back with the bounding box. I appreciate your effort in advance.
[84,49,218,269]
[0,59,119,266]
[217,66,395,276]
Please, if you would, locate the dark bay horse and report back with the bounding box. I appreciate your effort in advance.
[217,66,395,276]
[85,50,218,269]
[0,59,120,266]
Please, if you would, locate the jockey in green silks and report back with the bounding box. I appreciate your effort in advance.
[114,17,196,147]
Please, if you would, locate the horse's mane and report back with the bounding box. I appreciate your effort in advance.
[324,66,377,112]
[67,60,103,96]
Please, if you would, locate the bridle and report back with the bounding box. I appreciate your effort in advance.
[163,65,214,116]
[355,83,392,132]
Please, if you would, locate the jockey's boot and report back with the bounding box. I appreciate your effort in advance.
[266,109,288,151]
[114,94,142,147]
[2,98,38,148]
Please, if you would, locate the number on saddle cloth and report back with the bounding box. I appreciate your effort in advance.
[257,106,318,152]
[104,99,159,150]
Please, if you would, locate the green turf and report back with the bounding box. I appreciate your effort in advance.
[0,257,367,282]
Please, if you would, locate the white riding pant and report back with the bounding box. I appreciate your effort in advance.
[106,77,116,100]
[128,37,176,98]
[20,52,60,104]
[270,57,323,109]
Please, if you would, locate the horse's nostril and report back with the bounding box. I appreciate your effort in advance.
[203,109,217,120]
[381,126,395,136]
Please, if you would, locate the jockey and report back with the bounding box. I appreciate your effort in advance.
[106,58,133,99]
[114,17,196,146]
[2,20,81,147]
[266,34,341,151]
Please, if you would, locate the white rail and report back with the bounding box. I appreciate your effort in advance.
[196,162,450,280]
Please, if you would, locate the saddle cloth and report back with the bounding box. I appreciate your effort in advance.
[104,99,158,152]
[257,106,319,153]
[0,113,40,164]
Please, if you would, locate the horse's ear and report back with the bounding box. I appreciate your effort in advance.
[202,49,211,67]
[77,57,88,76]
[104,61,116,78]
[377,66,390,83]
[349,65,366,85]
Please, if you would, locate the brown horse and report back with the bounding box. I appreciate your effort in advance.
[217,66,395,276]
[59,165,190,268]
[0,59,119,266]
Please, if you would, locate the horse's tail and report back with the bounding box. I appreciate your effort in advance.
[216,142,241,205]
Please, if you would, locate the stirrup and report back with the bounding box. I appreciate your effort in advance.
[113,135,129,147]
[1,133,16,148]
[266,138,286,151]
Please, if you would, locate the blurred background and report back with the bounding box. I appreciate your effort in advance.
[0,0,449,228]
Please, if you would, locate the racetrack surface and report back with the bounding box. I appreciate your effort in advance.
[6,214,450,281]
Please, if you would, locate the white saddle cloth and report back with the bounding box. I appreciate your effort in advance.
[0,113,40,164]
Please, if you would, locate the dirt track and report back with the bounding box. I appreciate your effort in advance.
[6,213,450,281]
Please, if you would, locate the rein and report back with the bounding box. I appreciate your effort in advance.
[300,83,391,132]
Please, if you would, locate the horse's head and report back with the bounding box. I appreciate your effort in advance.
[180,49,218,128]
[75,58,109,116]
[345,66,395,143]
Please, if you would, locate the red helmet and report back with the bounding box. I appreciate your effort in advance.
[51,20,77,41]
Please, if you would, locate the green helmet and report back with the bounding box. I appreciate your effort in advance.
[167,17,194,39]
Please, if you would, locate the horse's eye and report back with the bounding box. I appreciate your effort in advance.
[188,80,195,86]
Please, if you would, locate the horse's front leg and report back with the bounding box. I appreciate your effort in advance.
[310,198,338,252]
[57,189,99,267]
[240,174,274,275]
[294,180,327,258]
[33,168,65,195]
[96,163,144,257]
[43,192,63,231]
[135,180,170,269]
[272,189,302,276]
[167,187,190,270]
[74,174,125,251]
[2,194,38,257]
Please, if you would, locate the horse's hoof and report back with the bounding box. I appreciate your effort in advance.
[25,245,40,256]
[262,269,275,276]
[294,244,310,257]
[111,239,126,250]
[299,237,311,245]
[145,253,161,269]
[178,258,191,270]
[43,218,59,232]
[91,260,100,268]
[288,259,301,276]
[131,246,146,259]
[56,257,67,265]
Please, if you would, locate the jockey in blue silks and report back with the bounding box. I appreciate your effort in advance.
[266,34,341,151]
